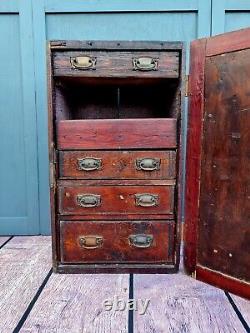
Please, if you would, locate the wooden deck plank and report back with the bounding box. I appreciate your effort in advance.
[134,269,247,333]
[0,236,11,247]
[20,274,129,333]
[0,236,52,333]
[231,294,250,325]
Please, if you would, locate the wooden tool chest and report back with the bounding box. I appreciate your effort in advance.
[48,41,184,273]
[48,30,250,299]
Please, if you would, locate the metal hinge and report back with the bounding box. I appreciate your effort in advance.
[185,74,190,97]
[50,145,57,190]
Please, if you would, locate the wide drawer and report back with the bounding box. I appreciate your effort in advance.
[59,150,176,180]
[57,118,177,150]
[53,51,179,78]
[59,220,175,263]
[58,182,175,216]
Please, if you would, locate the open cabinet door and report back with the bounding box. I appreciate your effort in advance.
[185,28,250,299]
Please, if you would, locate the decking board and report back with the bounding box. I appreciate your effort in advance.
[0,236,11,247]
[0,236,52,333]
[231,294,250,326]
[134,270,247,333]
[20,274,129,333]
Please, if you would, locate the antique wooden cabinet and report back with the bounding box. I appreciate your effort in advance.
[48,41,184,274]
[48,29,250,299]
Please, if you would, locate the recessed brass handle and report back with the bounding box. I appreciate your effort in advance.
[135,193,159,207]
[79,235,103,249]
[132,57,158,71]
[129,234,153,248]
[77,157,102,171]
[136,158,161,171]
[77,194,101,208]
[70,56,97,70]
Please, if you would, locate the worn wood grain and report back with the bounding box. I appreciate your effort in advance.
[0,236,11,247]
[53,51,179,78]
[20,274,129,333]
[59,150,176,180]
[0,236,51,333]
[184,38,206,274]
[134,273,247,333]
[60,220,175,264]
[231,294,250,325]
[58,183,174,216]
[57,118,177,150]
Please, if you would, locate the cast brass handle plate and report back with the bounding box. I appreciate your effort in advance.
[135,158,161,171]
[132,57,158,71]
[70,56,97,70]
[77,157,102,171]
[129,234,153,248]
[76,194,101,208]
[79,235,103,249]
[135,193,159,207]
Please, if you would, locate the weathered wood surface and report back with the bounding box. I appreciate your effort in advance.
[20,274,129,333]
[0,236,11,247]
[134,271,247,333]
[59,150,176,180]
[58,183,174,216]
[57,119,177,150]
[231,294,250,325]
[0,236,51,333]
[60,220,175,264]
[53,51,179,78]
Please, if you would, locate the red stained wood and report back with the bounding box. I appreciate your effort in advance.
[60,220,175,264]
[196,266,250,300]
[206,27,250,57]
[58,183,174,216]
[53,51,179,78]
[59,150,176,180]
[184,38,206,274]
[57,118,177,150]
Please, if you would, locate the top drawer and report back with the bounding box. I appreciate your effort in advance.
[52,51,180,78]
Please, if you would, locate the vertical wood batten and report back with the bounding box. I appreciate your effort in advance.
[32,0,51,235]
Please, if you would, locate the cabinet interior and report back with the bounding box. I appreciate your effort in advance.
[54,78,181,121]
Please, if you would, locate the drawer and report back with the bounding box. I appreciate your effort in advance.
[57,118,177,150]
[59,150,176,180]
[59,220,175,264]
[58,182,175,216]
[53,51,179,78]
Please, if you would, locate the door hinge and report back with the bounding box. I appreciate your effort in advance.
[185,74,189,97]
[50,145,57,190]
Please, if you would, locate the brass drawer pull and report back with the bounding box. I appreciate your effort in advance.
[77,194,101,208]
[135,193,159,207]
[79,235,103,249]
[136,158,160,171]
[70,56,97,70]
[129,234,153,248]
[77,157,102,171]
[132,57,158,71]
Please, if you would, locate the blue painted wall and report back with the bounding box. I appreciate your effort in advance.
[0,0,249,235]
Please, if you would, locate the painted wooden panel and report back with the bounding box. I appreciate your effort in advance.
[212,0,250,34]
[0,1,39,235]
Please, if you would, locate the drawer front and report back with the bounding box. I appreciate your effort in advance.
[57,119,177,150]
[60,220,175,263]
[53,51,179,78]
[59,150,176,180]
[58,184,174,216]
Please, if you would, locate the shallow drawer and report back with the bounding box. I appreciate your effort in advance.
[59,220,175,263]
[53,51,179,78]
[57,118,177,150]
[58,182,175,216]
[59,150,176,180]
